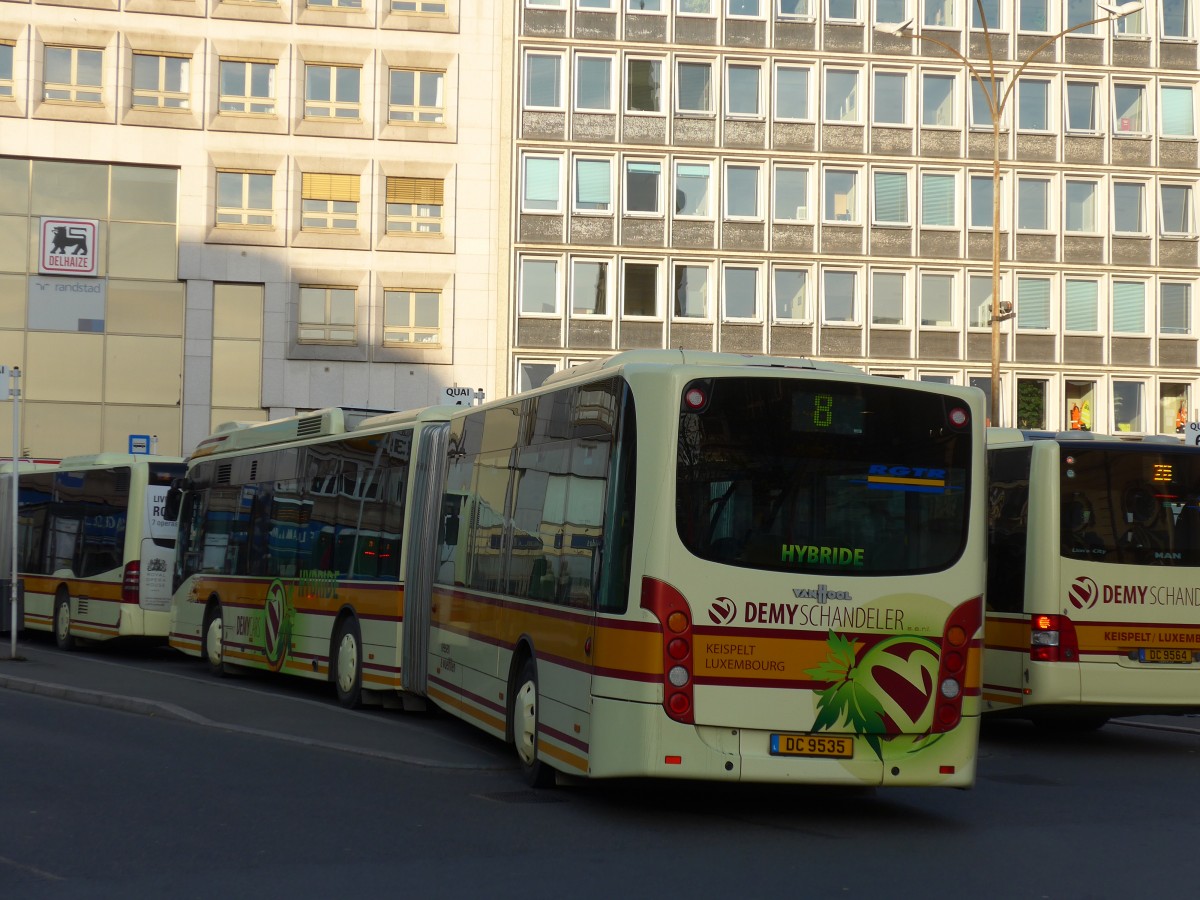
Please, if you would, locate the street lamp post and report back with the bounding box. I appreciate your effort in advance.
[877,1,1144,427]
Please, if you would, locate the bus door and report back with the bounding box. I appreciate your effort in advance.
[984,447,1035,705]
[139,476,177,612]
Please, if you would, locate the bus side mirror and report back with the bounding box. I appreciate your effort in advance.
[163,481,183,522]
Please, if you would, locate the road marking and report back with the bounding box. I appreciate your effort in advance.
[0,855,65,882]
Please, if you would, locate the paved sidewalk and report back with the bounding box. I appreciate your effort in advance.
[0,635,512,772]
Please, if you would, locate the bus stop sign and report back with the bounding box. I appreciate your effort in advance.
[128,434,151,454]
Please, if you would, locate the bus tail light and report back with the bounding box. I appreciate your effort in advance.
[932,596,981,734]
[1030,614,1080,662]
[122,561,140,604]
[641,577,694,725]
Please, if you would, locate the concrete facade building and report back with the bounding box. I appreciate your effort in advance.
[0,0,513,457]
[509,0,1200,435]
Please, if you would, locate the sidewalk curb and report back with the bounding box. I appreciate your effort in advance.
[0,672,513,772]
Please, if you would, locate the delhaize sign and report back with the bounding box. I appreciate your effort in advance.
[39,217,99,276]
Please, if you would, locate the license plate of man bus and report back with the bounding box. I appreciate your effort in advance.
[770,734,853,758]
[1139,648,1193,664]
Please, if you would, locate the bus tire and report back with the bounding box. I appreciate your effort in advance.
[54,591,75,651]
[332,617,363,710]
[202,603,226,677]
[512,658,555,788]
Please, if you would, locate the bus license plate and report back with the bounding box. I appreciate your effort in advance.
[770,734,854,759]
[1139,648,1193,664]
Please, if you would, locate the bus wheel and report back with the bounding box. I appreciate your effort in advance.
[202,604,226,677]
[54,592,75,651]
[332,617,363,710]
[512,658,554,788]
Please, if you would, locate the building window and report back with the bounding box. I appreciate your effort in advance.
[574,157,613,213]
[1113,83,1146,134]
[1161,184,1194,236]
[1161,282,1191,335]
[44,47,102,103]
[1066,0,1095,34]
[571,259,609,316]
[971,0,1000,28]
[518,361,558,393]
[674,263,709,318]
[299,286,356,344]
[1019,0,1047,31]
[520,257,559,315]
[773,267,808,321]
[723,265,759,319]
[132,54,190,109]
[389,68,444,124]
[1115,3,1145,34]
[523,154,562,213]
[874,0,903,21]
[1016,277,1051,330]
[1064,179,1098,233]
[680,0,716,13]
[924,0,955,28]
[1066,81,1099,132]
[969,81,996,129]
[628,0,664,9]
[921,172,956,227]
[677,60,713,114]
[775,65,810,120]
[824,68,860,123]
[1113,181,1146,234]
[580,0,615,8]
[1017,77,1050,131]
[968,274,993,328]
[623,261,660,317]
[873,71,908,126]
[725,164,761,219]
[1112,280,1147,334]
[1017,379,1047,430]
[1163,0,1191,38]
[1113,381,1145,433]
[822,269,858,323]
[675,162,711,216]
[576,54,613,111]
[920,272,954,327]
[386,177,443,234]
[922,73,955,126]
[525,52,563,109]
[1,43,15,98]
[383,289,440,346]
[872,171,909,225]
[216,171,273,227]
[304,65,360,119]
[219,60,275,115]
[824,169,858,222]
[1162,85,1195,138]
[309,0,363,8]
[871,270,906,326]
[728,0,763,17]
[969,174,996,228]
[1064,279,1099,332]
[302,173,359,231]
[392,1,449,11]
[827,0,858,21]
[626,58,663,113]
[774,166,808,221]
[727,63,761,116]
[624,160,662,214]
[1017,176,1050,231]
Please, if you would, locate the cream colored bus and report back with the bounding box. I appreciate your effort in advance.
[169,350,986,786]
[984,430,1200,729]
[1,454,185,647]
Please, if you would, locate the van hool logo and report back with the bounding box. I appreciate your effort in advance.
[39,217,99,276]
[1068,576,1100,610]
[709,597,736,625]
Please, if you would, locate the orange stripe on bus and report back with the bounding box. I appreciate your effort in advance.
[427,684,507,734]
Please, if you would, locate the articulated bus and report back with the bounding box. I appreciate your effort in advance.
[984,430,1200,729]
[168,350,986,786]
[0,454,185,647]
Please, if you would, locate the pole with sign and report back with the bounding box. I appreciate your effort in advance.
[2,367,20,657]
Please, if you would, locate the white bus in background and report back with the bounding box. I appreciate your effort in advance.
[0,454,186,648]
[984,430,1200,729]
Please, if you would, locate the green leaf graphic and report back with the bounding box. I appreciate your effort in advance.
[806,630,888,761]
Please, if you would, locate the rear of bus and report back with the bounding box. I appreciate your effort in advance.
[987,436,1200,723]
[591,361,985,786]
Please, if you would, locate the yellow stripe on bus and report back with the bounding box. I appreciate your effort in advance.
[427,684,507,734]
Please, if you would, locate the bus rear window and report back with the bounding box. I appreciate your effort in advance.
[675,377,972,575]
[1060,445,1200,566]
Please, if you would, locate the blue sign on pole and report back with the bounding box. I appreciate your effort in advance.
[129,434,151,455]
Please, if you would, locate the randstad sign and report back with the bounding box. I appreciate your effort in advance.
[39,217,99,277]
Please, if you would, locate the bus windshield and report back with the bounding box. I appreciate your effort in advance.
[1060,444,1200,566]
[675,376,972,575]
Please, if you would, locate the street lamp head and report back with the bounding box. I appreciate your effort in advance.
[1097,1,1144,16]
[873,17,913,36]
